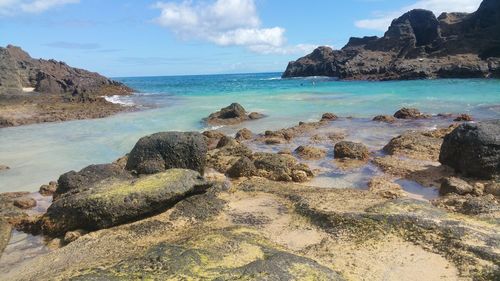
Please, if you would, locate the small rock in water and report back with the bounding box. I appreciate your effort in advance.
[248,112,264,120]
[13,197,37,209]
[394,108,429,119]
[235,128,253,140]
[294,145,327,160]
[205,103,263,125]
[334,141,369,160]
[440,177,474,196]
[453,114,473,122]
[0,165,9,171]
[321,112,338,121]
[39,181,58,196]
[373,115,396,123]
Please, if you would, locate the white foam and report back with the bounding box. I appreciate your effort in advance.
[104,95,135,106]
[22,87,35,92]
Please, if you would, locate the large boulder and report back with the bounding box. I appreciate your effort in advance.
[42,169,212,236]
[439,120,500,179]
[334,141,369,160]
[57,163,133,197]
[126,132,207,175]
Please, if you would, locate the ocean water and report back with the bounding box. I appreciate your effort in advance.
[0,72,499,193]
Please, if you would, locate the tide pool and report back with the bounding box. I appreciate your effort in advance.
[0,73,499,192]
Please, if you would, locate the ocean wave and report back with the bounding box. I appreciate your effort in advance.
[260,77,282,81]
[104,95,135,106]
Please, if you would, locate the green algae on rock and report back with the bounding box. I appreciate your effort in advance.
[42,169,212,236]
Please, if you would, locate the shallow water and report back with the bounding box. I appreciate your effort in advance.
[0,73,499,193]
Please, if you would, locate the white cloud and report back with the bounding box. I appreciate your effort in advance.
[153,0,317,55]
[0,0,78,15]
[355,0,483,31]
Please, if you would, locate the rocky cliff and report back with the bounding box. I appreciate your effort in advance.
[283,0,500,80]
[0,45,132,98]
[0,45,134,127]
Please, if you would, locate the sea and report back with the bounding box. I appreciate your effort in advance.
[0,72,499,194]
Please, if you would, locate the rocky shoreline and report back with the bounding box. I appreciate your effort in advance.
[283,0,500,80]
[0,45,134,128]
[0,105,498,280]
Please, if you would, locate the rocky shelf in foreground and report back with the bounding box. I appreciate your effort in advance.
[0,45,134,128]
[283,0,500,80]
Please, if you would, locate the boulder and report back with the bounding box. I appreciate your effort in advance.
[227,156,257,178]
[253,152,313,182]
[439,177,474,195]
[57,163,133,197]
[207,141,253,173]
[373,115,396,123]
[294,145,327,160]
[235,128,253,140]
[334,141,369,160]
[42,169,212,236]
[205,103,263,125]
[202,130,225,149]
[394,108,428,119]
[321,113,338,121]
[126,132,207,175]
[439,120,500,179]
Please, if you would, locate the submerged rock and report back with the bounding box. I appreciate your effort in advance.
[0,165,9,171]
[373,115,396,123]
[42,169,212,236]
[294,145,327,160]
[205,103,263,125]
[334,141,369,160]
[57,163,133,197]
[126,132,207,175]
[439,120,500,179]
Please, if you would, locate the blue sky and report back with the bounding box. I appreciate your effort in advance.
[0,0,482,77]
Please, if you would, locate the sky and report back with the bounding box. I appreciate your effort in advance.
[0,0,483,77]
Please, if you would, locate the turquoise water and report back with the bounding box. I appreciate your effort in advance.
[0,73,499,193]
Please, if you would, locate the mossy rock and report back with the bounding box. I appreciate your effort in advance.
[70,227,344,281]
[42,169,212,236]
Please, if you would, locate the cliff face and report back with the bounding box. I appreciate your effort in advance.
[283,0,500,80]
[0,45,132,99]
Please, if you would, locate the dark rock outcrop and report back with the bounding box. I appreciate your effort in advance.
[283,0,500,80]
[126,132,207,175]
[0,45,132,98]
[0,45,134,127]
[42,169,212,236]
[205,103,264,125]
[439,120,500,179]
